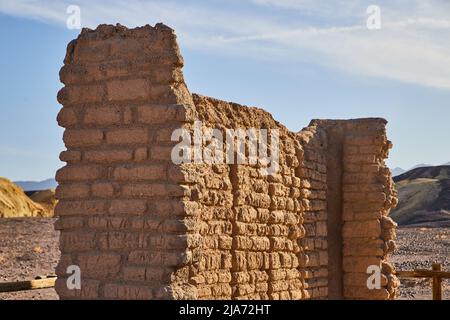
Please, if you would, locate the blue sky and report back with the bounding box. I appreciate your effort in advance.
[1,0,450,181]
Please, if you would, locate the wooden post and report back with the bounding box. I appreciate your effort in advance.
[432,263,442,300]
[396,263,449,300]
[0,276,56,293]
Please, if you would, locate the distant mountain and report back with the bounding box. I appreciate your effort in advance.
[14,178,57,191]
[391,165,450,227]
[410,163,433,170]
[394,166,450,181]
[391,163,445,177]
[391,167,406,177]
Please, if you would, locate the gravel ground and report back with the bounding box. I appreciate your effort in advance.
[0,218,448,300]
[391,227,450,300]
[0,218,59,300]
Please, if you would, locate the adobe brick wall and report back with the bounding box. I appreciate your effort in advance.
[55,24,399,300]
[190,95,306,299]
[299,120,399,299]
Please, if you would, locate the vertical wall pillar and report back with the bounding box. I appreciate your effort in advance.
[341,119,399,300]
[300,119,398,300]
[55,24,195,299]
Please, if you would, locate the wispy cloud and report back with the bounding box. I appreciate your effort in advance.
[0,0,67,23]
[249,0,363,20]
[1,0,450,89]
[214,18,450,89]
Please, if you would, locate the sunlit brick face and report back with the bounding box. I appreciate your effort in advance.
[55,24,398,300]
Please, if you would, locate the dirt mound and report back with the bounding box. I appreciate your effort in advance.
[0,178,52,218]
[26,189,57,216]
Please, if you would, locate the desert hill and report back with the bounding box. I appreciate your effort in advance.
[26,189,57,216]
[0,178,54,218]
[391,166,450,227]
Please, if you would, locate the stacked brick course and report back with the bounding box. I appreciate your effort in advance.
[55,23,196,299]
[340,119,400,299]
[192,96,306,300]
[55,24,398,300]
[296,124,329,299]
[299,120,400,299]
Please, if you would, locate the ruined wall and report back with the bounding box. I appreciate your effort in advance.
[189,95,307,299]
[54,23,197,299]
[339,120,399,299]
[299,120,400,299]
[55,24,398,300]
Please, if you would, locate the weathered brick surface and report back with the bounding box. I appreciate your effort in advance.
[56,24,196,300]
[339,119,399,299]
[55,23,398,300]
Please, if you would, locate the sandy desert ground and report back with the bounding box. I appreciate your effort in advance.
[0,218,448,300]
